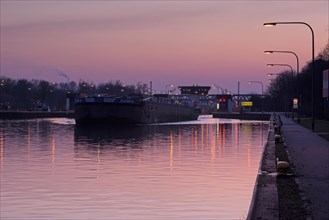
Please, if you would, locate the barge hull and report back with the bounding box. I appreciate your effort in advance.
[75,102,198,124]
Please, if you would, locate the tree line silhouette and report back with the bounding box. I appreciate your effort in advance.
[1,43,328,119]
[0,78,148,111]
[265,43,329,119]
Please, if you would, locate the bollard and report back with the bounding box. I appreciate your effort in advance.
[276,158,290,173]
[275,134,281,143]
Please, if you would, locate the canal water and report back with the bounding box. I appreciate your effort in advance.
[0,116,268,220]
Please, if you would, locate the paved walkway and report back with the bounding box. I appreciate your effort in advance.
[280,114,329,220]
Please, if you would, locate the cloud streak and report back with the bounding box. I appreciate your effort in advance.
[2,4,223,35]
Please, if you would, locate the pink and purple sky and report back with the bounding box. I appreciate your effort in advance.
[1,1,328,93]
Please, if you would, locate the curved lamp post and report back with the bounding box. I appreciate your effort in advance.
[264,21,315,129]
[266,72,290,115]
[267,63,294,75]
[248,81,264,114]
[266,64,295,92]
[264,50,299,75]
[267,63,294,118]
[267,73,281,76]
[211,84,224,94]
[165,84,174,94]
[265,50,301,123]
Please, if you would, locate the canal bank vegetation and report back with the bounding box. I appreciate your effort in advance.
[297,118,329,141]
[266,42,329,120]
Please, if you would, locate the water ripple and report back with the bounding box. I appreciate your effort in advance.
[1,118,268,219]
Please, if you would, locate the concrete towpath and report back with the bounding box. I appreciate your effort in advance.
[279,114,329,219]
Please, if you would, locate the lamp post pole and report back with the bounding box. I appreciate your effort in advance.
[165,84,174,94]
[267,73,281,76]
[266,72,289,115]
[267,63,294,75]
[211,84,219,94]
[264,21,315,130]
[265,50,301,123]
[248,81,264,114]
[264,50,299,75]
[267,63,294,118]
[211,84,224,94]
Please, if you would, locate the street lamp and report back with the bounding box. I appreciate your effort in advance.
[267,63,294,75]
[211,84,219,94]
[265,50,301,122]
[267,63,295,118]
[149,88,157,95]
[267,73,281,76]
[266,72,291,116]
[266,64,294,95]
[264,21,315,130]
[248,81,264,114]
[165,84,174,94]
[0,80,5,108]
[264,50,299,75]
[211,84,224,94]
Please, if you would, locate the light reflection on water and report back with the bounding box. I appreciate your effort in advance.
[0,117,268,220]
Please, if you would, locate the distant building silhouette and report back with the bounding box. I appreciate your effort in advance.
[178,85,211,95]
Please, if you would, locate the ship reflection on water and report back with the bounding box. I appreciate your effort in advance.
[1,117,268,219]
[74,124,158,146]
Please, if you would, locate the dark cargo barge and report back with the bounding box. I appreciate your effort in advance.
[74,95,198,124]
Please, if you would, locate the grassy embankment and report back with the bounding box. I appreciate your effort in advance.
[296,118,329,141]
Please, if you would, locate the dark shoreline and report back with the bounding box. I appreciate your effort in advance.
[1,111,272,121]
[212,112,271,121]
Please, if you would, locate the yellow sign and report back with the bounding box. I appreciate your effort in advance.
[241,101,253,107]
